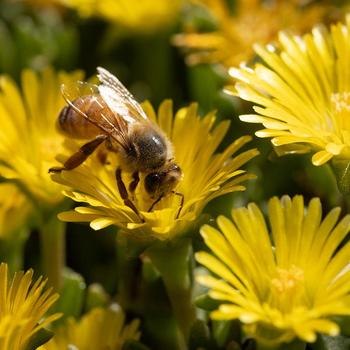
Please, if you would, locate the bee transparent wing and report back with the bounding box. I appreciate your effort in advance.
[61,81,99,102]
[97,67,150,125]
[61,81,130,149]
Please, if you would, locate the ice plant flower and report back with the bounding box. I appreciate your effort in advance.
[0,263,61,350]
[0,68,83,206]
[39,304,140,350]
[173,0,326,67]
[196,195,350,347]
[52,100,258,241]
[228,16,350,168]
[61,0,183,33]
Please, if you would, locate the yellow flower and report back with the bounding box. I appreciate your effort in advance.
[173,0,327,67]
[61,0,183,33]
[0,263,61,350]
[196,195,350,347]
[52,100,258,241]
[0,183,32,238]
[0,68,83,206]
[39,305,140,350]
[228,16,350,167]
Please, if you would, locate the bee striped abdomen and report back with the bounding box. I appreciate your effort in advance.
[58,95,109,139]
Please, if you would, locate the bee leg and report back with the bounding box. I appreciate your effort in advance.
[97,149,109,165]
[128,172,140,200]
[148,194,164,212]
[148,192,184,217]
[172,191,184,219]
[49,135,107,173]
[116,168,145,223]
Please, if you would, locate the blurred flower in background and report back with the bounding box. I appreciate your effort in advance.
[40,304,140,350]
[0,263,61,350]
[60,0,184,33]
[0,68,83,206]
[197,195,350,347]
[227,15,350,189]
[0,183,32,239]
[52,100,258,242]
[0,183,32,272]
[0,68,84,289]
[174,0,329,67]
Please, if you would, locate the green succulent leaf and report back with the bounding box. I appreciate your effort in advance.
[311,335,350,350]
[189,319,213,350]
[195,293,221,311]
[25,328,54,350]
[51,267,86,322]
[331,158,350,194]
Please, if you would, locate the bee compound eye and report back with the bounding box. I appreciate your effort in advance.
[145,172,163,195]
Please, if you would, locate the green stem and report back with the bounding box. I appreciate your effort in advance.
[39,215,66,290]
[146,238,196,350]
[116,241,143,311]
[0,228,29,273]
[330,158,350,195]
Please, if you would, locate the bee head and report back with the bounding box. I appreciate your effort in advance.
[144,163,182,198]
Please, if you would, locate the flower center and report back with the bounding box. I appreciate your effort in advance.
[271,266,304,293]
[270,265,304,312]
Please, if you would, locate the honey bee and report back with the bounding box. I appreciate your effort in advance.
[49,67,183,222]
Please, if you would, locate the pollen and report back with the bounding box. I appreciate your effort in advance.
[269,265,305,313]
[331,92,350,113]
[330,92,350,134]
[271,266,304,294]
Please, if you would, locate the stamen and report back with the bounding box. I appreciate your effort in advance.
[330,92,350,134]
[331,92,350,113]
[270,265,304,312]
[271,265,304,293]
